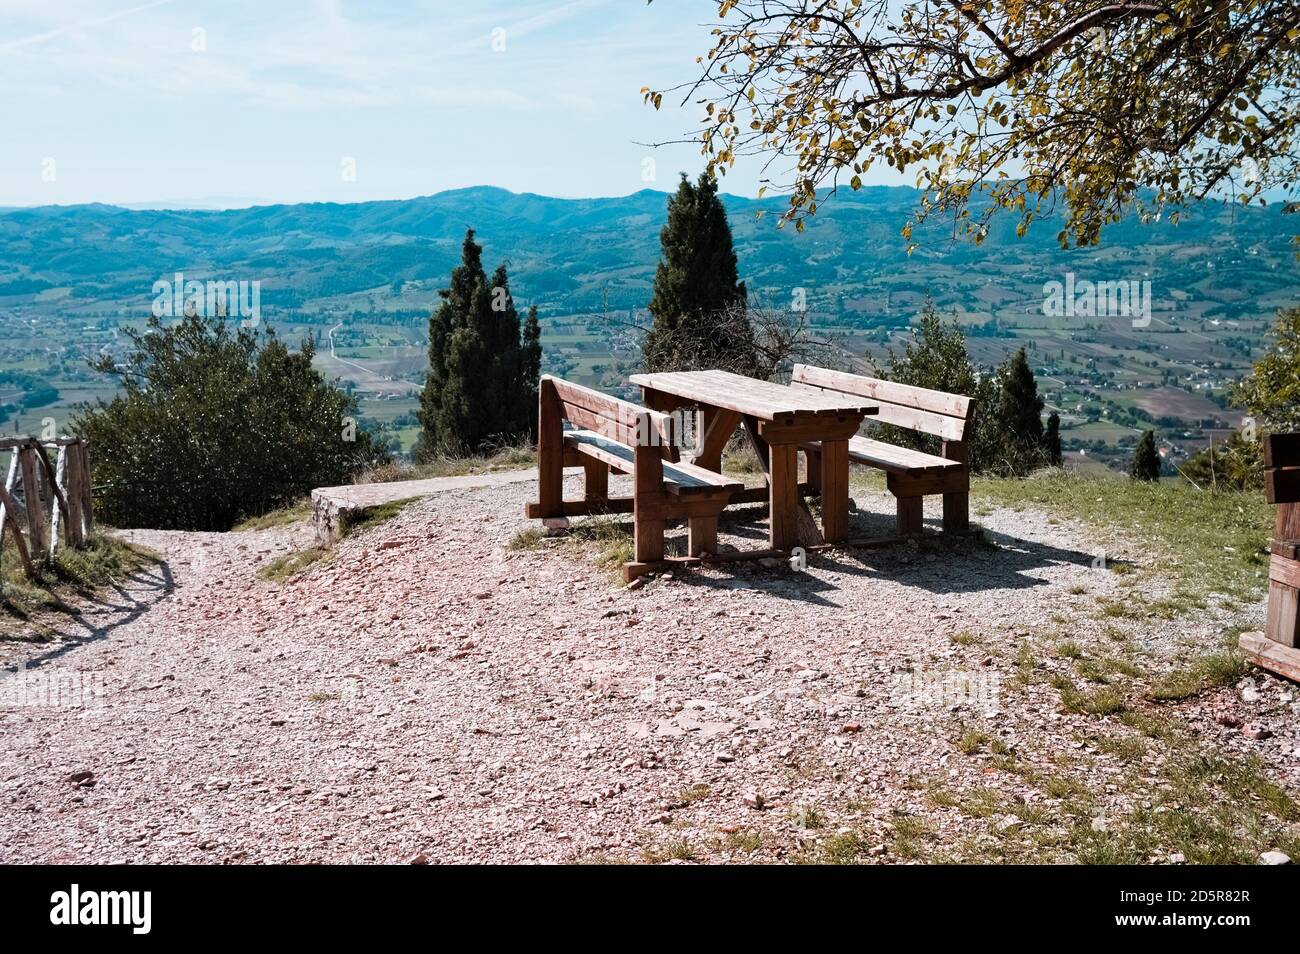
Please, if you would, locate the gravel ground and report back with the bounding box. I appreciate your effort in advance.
[1,476,1295,864]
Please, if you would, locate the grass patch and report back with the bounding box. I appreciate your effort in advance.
[724,829,764,854]
[232,498,312,531]
[337,497,419,537]
[1148,647,1250,702]
[973,471,1270,608]
[257,547,333,582]
[506,527,547,550]
[2,532,160,625]
[1053,675,1127,716]
[357,441,535,483]
[642,839,696,864]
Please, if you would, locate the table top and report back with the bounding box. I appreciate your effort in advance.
[630,370,877,421]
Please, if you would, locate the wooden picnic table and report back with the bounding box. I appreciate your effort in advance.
[628,369,877,549]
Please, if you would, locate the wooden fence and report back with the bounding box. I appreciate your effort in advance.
[0,437,94,579]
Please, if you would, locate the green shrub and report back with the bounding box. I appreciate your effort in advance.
[75,314,391,530]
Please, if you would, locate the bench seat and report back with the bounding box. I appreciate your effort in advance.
[801,436,962,477]
[565,429,742,496]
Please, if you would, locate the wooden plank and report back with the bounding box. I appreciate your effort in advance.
[0,481,34,578]
[0,450,17,542]
[32,442,71,550]
[64,443,85,544]
[566,431,740,491]
[18,447,45,556]
[1277,502,1300,544]
[629,370,876,420]
[1270,554,1300,590]
[1264,433,1300,470]
[77,442,94,535]
[887,470,970,498]
[1271,539,1300,560]
[820,439,849,544]
[632,443,665,565]
[549,375,678,454]
[768,442,801,550]
[1240,630,1300,683]
[1266,467,1300,504]
[791,364,971,418]
[537,378,565,518]
[757,414,864,444]
[49,446,66,555]
[1265,581,1300,648]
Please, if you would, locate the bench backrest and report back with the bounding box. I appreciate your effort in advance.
[791,364,973,444]
[1265,433,1300,507]
[540,375,680,462]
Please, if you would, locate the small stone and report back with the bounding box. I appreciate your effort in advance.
[407,852,429,865]
[66,770,95,787]
[1167,852,1186,864]
[842,722,863,733]
[742,791,765,810]
[1242,723,1272,741]
[1259,851,1291,865]
[715,752,735,763]
[626,577,646,591]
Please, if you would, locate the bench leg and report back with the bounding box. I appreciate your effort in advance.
[897,495,923,536]
[583,459,609,507]
[634,517,665,564]
[687,516,717,556]
[536,379,564,518]
[942,491,969,534]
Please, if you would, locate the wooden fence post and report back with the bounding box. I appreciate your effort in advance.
[18,444,46,556]
[77,441,94,536]
[1241,433,1300,681]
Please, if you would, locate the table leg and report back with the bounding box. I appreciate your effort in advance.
[768,442,799,550]
[820,438,849,543]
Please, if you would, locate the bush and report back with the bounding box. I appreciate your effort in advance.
[873,305,1055,476]
[74,314,391,530]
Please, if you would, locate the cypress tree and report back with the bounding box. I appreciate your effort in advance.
[990,347,1046,476]
[416,229,541,459]
[643,172,754,373]
[519,305,542,438]
[1130,429,1161,481]
[1044,411,1063,466]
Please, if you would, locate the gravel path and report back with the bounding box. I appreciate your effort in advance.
[1,477,1294,864]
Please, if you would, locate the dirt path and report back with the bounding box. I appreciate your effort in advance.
[0,479,1294,864]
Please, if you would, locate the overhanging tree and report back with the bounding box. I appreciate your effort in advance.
[646,1,1300,248]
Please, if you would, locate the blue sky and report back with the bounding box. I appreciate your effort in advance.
[0,0,902,208]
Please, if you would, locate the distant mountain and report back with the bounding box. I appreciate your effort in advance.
[0,184,1296,321]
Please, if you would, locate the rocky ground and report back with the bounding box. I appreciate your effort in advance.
[1,473,1297,864]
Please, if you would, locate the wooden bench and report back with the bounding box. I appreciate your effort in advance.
[790,364,974,536]
[528,375,742,580]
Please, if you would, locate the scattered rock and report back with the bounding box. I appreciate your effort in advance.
[1259,851,1291,865]
[1242,723,1273,741]
[742,791,766,810]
